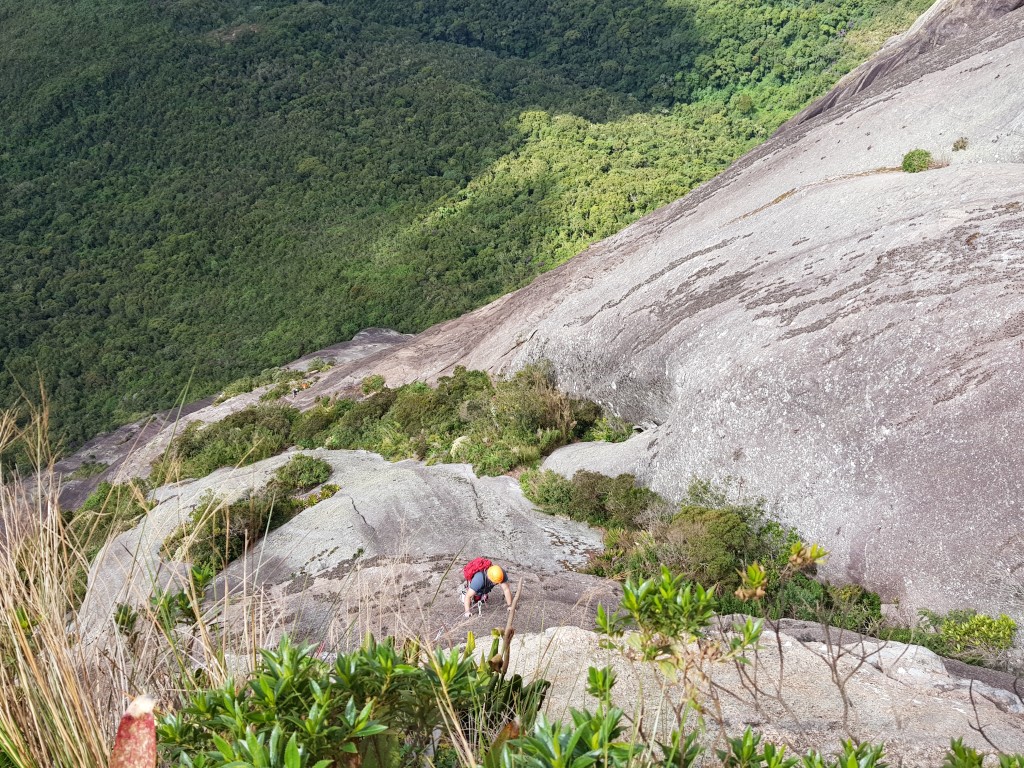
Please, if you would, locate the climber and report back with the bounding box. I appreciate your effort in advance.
[461,560,513,617]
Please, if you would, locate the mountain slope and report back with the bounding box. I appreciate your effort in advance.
[0,0,931,444]
[271,0,1024,623]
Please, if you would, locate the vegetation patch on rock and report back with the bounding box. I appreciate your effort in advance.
[67,480,154,563]
[901,148,934,172]
[161,456,338,572]
[156,365,630,482]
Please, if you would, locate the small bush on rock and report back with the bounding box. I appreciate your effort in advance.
[162,491,300,571]
[273,454,332,494]
[902,148,933,172]
[940,611,1016,656]
[153,405,298,483]
[68,481,153,562]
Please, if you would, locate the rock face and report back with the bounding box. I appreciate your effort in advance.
[79,449,611,644]
[508,622,1024,764]
[273,0,1024,624]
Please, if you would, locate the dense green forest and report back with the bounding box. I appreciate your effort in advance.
[0,0,933,446]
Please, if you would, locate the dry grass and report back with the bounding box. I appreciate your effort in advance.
[0,403,305,767]
[0,405,112,768]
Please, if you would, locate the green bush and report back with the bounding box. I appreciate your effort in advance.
[216,368,302,404]
[153,405,299,483]
[940,611,1016,657]
[306,357,333,374]
[291,399,353,448]
[68,481,153,562]
[520,469,662,528]
[318,365,622,475]
[902,148,933,172]
[154,366,628,482]
[878,609,1017,667]
[581,415,633,442]
[162,491,301,572]
[273,454,333,494]
[67,460,107,480]
[361,374,387,395]
[158,634,549,768]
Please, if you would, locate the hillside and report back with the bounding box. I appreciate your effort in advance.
[0,0,932,444]
[182,0,1021,626]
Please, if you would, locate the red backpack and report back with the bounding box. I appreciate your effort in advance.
[462,557,492,582]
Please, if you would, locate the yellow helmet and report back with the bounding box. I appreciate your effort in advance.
[486,564,505,584]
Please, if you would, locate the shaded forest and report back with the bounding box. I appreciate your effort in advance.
[0,0,933,445]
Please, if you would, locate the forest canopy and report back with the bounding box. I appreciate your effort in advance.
[0,0,933,445]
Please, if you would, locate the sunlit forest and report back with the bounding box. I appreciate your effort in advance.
[0,0,933,445]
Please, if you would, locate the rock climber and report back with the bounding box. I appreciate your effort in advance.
[463,563,513,617]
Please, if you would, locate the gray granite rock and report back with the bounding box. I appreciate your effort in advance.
[78,449,609,644]
[505,623,1024,764]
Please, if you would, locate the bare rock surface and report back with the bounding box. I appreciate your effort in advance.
[272,0,1024,624]
[78,448,609,644]
[507,623,1024,764]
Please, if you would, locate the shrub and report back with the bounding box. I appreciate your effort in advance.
[68,481,153,562]
[260,376,306,401]
[162,491,301,572]
[157,634,549,768]
[273,454,332,493]
[940,611,1016,659]
[952,137,968,151]
[153,405,298,482]
[902,148,933,172]
[291,399,352,447]
[519,468,574,509]
[306,357,333,373]
[662,505,751,587]
[361,374,386,394]
[878,609,1017,667]
[520,469,662,528]
[157,365,628,483]
[581,414,633,442]
[68,460,107,479]
[216,367,301,403]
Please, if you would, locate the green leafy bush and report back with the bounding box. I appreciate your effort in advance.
[750,574,883,633]
[158,634,549,768]
[150,366,629,482]
[554,477,794,590]
[582,415,633,442]
[522,471,889,634]
[68,481,153,562]
[902,148,933,172]
[67,460,107,480]
[273,455,332,494]
[878,609,1018,667]
[520,469,663,528]
[940,611,1017,658]
[291,400,354,448]
[153,405,299,483]
[161,491,301,572]
[216,368,303,404]
[361,375,387,395]
[314,365,622,475]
